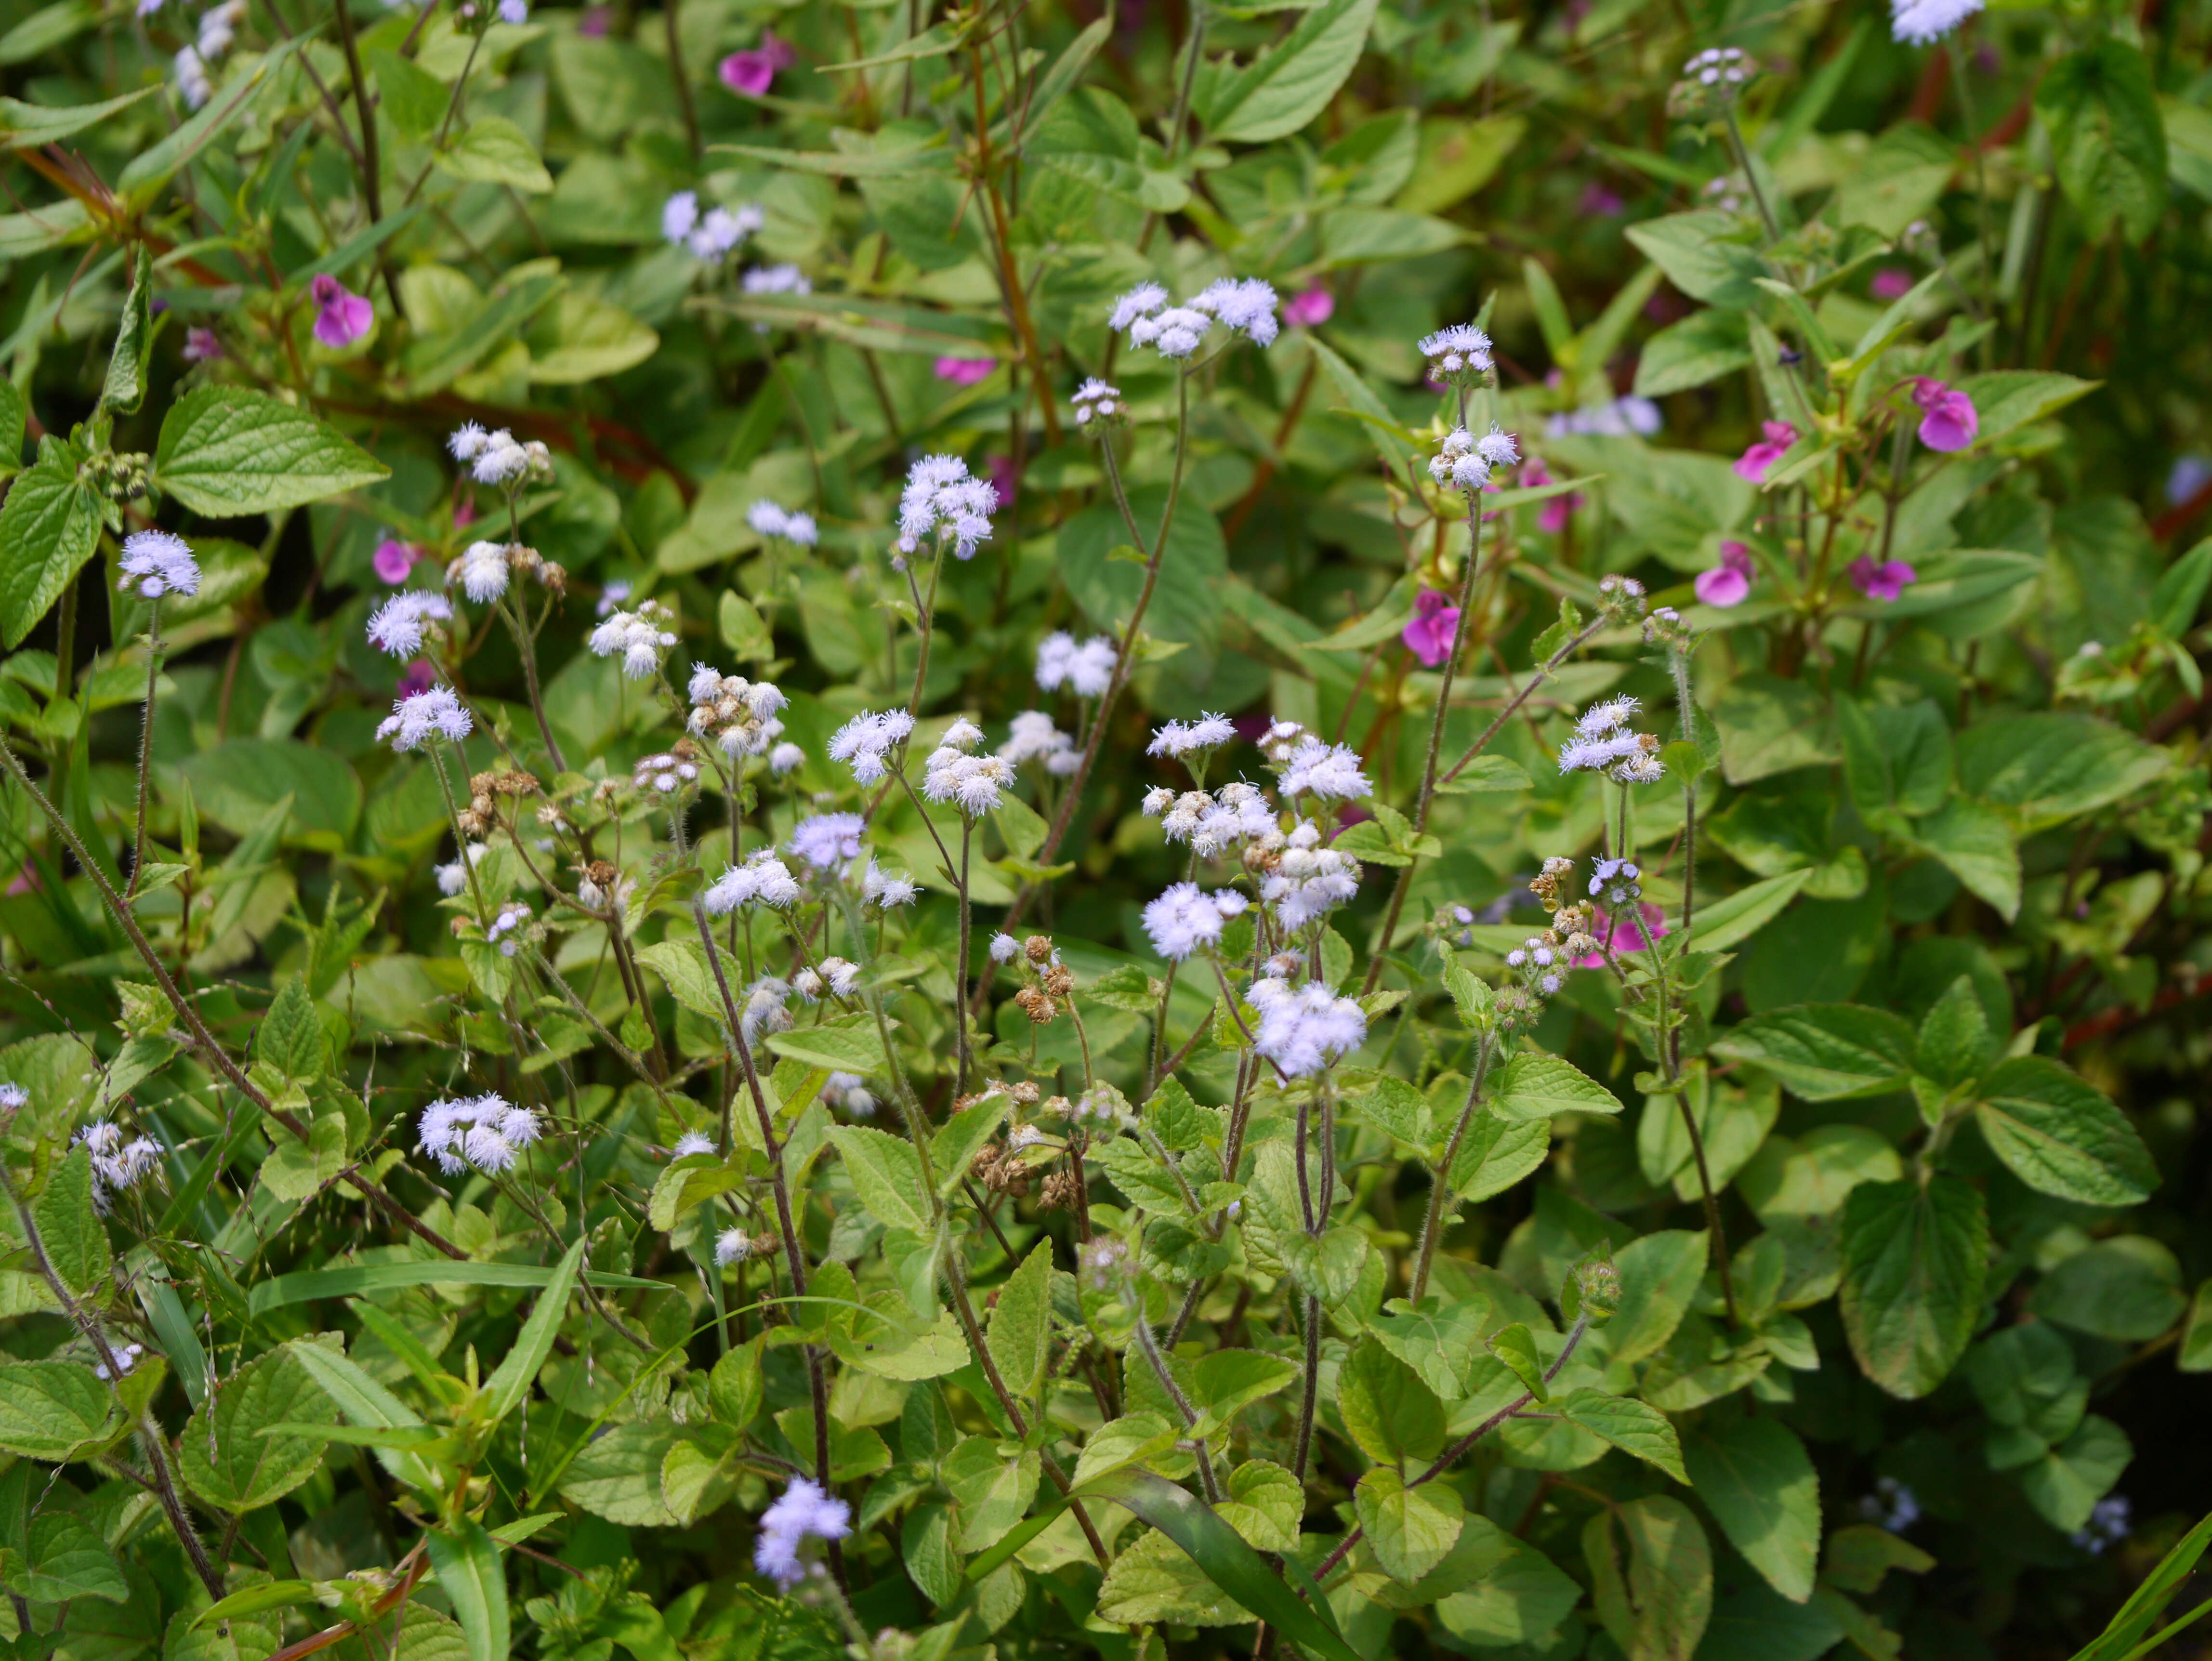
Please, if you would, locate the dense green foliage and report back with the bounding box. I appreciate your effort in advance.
[0,0,2210,1658]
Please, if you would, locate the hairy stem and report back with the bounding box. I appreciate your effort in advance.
[127,594,161,899]
[1409,1030,1495,1302]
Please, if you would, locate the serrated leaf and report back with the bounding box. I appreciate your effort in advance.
[33,1144,110,1296]
[1491,1051,1621,1121]
[426,1518,509,1661]
[1203,0,1379,144]
[1839,1175,1988,1399]
[0,436,100,648]
[1973,1056,2157,1206]
[1554,1388,1687,1482]
[825,1125,929,1232]
[1685,1417,1819,1603]
[1356,1466,1465,1583]
[1710,1004,1917,1100]
[1485,1322,1549,1401]
[987,1241,1052,1403]
[154,387,390,518]
[0,1359,116,1460]
[436,114,553,192]
[179,1346,336,1513]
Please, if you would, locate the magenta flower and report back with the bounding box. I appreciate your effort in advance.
[1911,377,1978,452]
[988,453,1019,513]
[1732,420,1796,483]
[1849,556,1917,602]
[310,274,373,349]
[1576,902,1668,968]
[1579,183,1625,216]
[453,498,480,530]
[1870,267,1913,301]
[1521,455,1583,534]
[398,658,438,699]
[718,30,795,97]
[933,356,996,387]
[182,326,224,363]
[373,539,421,585]
[578,3,608,32]
[1282,285,1334,328]
[1401,588,1461,668]
[1695,540,1753,607]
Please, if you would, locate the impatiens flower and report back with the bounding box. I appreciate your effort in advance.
[1849,557,1918,602]
[1035,631,1116,697]
[895,454,999,561]
[789,812,864,870]
[753,1477,851,1588]
[933,356,996,386]
[310,274,373,349]
[118,529,200,600]
[1402,589,1461,667]
[377,685,474,751]
[397,658,436,699]
[373,539,421,584]
[717,29,794,96]
[828,709,916,785]
[1870,267,1913,301]
[182,326,223,363]
[1141,883,1249,961]
[1695,540,1754,607]
[1282,284,1333,328]
[1911,377,1978,452]
[1891,0,1981,44]
[1580,182,1626,216]
[1575,901,1669,967]
[367,591,455,658]
[1247,975,1367,1077]
[1733,420,1797,483]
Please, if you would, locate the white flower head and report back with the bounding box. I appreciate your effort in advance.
[1189,277,1280,346]
[705,849,802,914]
[789,812,864,870]
[1034,631,1117,698]
[989,931,1019,963]
[1260,819,1362,932]
[827,709,916,785]
[589,602,680,681]
[1072,377,1122,428]
[715,1226,754,1266]
[118,530,200,600]
[895,455,998,561]
[999,711,1077,775]
[417,1094,536,1175]
[367,591,455,659]
[768,741,804,775]
[1419,322,1494,383]
[861,858,918,908]
[74,1120,161,1208]
[672,1130,716,1159]
[748,500,819,547]
[1141,882,1248,962]
[1889,0,1982,41]
[452,540,511,603]
[1247,978,1367,1077]
[632,751,700,795]
[377,686,473,751]
[753,1476,852,1588]
[1277,737,1372,801]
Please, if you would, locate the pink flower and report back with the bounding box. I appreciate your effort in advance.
[578,3,607,33]
[1521,455,1583,534]
[397,658,437,699]
[182,326,223,363]
[310,273,373,348]
[1695,540,1753,607]
[1849,557,1917,602]
[1579,183,1625,217]
[1575,902,1668,968]
[718,31,795,97]
[1732,420,1796,483]
[1910,377,1978,452]
[1282,285,1334,328]
[373,539,421,585]
[1870,267,1913,301]
[988,453,1019,513]
[934,356,996,386]
[1401,588,1461,668]
[453,498,480,530]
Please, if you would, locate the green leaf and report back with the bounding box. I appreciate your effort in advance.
[2029,1237,2186,1342]
[1202,0,1380,145]
[254,976,326,1081]
[1484,1322,1549,1401]
[117,39,303,201]
[1916,974,1999,1087]
[1584,1495,1713,1661]
[17,1512,128,1603]
[1710,1004,1917,1100]
[1609,1230,1709,1365]
[248,1257,664,1318]
[1188,1348,1300,1435]
[481,1238,584,1426]
[284,1338,443,1494]
[1554,1388,1687,1483]
[1685,1418,1819,1603]
[426,1518,509,1661]
[765,1018,887,1076]
[2065,1508,2212,1661]
[179,1346,336,1513]
[1954,713,2166,833]
[1839,1176,1988,1398]
[1338,1337,1445,1463]
[436,115,553,192]
[0,1359,117,1459]
[942,1436,1039,1551]
[0,436,100,648]
[1307,335,1415,476]
[986,1241,1052,1403]
[1490,1051,1620,1121]
[0,85,158,149]
[100,244,152,416]
[825,1125,929,1232]
[1448,1109,1549,1202]
[260,1111,346,1203]
[33,1144,110,1296]
[1633,308,1751,397]
[2036,41,2167,244]
[364,46,447,141]
[1974,1057,2157,1206]
[2018,1414,2132,1535]
[154,386,390,518]
[1356,1467,1465,1584]
[1909,797,2022,921]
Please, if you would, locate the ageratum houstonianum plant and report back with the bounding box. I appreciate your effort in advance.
[0,0,2208,1659]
